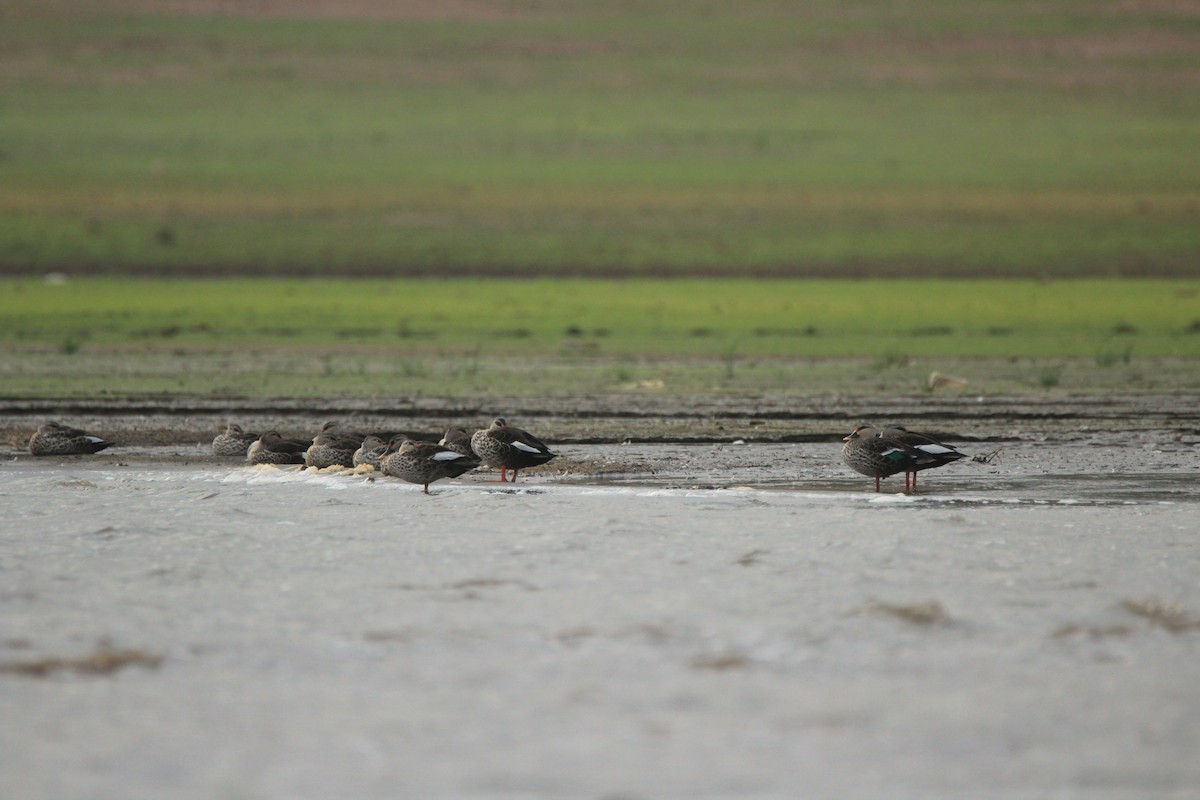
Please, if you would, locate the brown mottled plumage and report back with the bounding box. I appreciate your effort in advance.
[246,431,309,465]
[212,423,259,457]
[353,435,388,469]
[438,426,476,457]
[470,418,557,483]
[28,421,111,456]
[304,432,360,469]
[840,424,928,493]
[380,438,481,493]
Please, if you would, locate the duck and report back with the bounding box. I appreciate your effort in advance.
[317,420,365,438]
[353,434,388,469]
[879,425,968,492]
[212,423,259,457]
[438,426,477,457]
[304,431,361,469]
[379,437,481,493]
[840,424,930,493]
[28,421,112,456]
[246,431,310,465]
[470,418,557,483]
[319,420,439,446]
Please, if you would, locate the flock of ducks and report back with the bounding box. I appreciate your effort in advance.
[217,417,558,493]
[25,419,970,494]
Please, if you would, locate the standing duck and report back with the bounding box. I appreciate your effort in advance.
[379,437,481,493]
[353,434,388,469]
[879,426,967,492]
[246,431,310,465]
[470,418,557,483]
[212,423,259,457]
[28,421,112,456]
[304,431,360,469]
[840,424,928,493]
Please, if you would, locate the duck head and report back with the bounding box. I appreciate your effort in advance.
[842,424,878,442]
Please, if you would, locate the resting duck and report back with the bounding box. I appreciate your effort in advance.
[317,420,365,438]
[438,426,477,457]
[304,431,360,469]
[318,420,433,444]
[470,418,557,483]
[212,423,259,457]
[379,437,481,493]
[353,434,388,469]
[28,421,112,456]
[246,431,310,465]
[841,424,929,493]
[879,426,967,492]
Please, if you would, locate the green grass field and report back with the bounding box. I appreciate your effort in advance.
[3,276,1199,399]
[2,274,1197,398]
[4,277,1198,357]
[2,1,1198,277]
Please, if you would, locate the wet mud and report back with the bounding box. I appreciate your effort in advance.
[2,390,1197,452]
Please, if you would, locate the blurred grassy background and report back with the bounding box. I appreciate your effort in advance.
[2,277,1197,398]
[3,0,1198,277]
[3,277,1198,357]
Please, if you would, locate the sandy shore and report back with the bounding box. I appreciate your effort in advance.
[3,394,1199,798]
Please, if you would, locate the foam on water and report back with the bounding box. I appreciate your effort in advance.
[201,466,1134,509]
[4,454,1194,509]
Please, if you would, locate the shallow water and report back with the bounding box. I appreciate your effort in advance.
[9,438,1199,503]
[3,445,1199,799]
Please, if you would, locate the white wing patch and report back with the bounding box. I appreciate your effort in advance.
[916,444,955,455]
[432,451,464,461]
[512,441,542,454]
